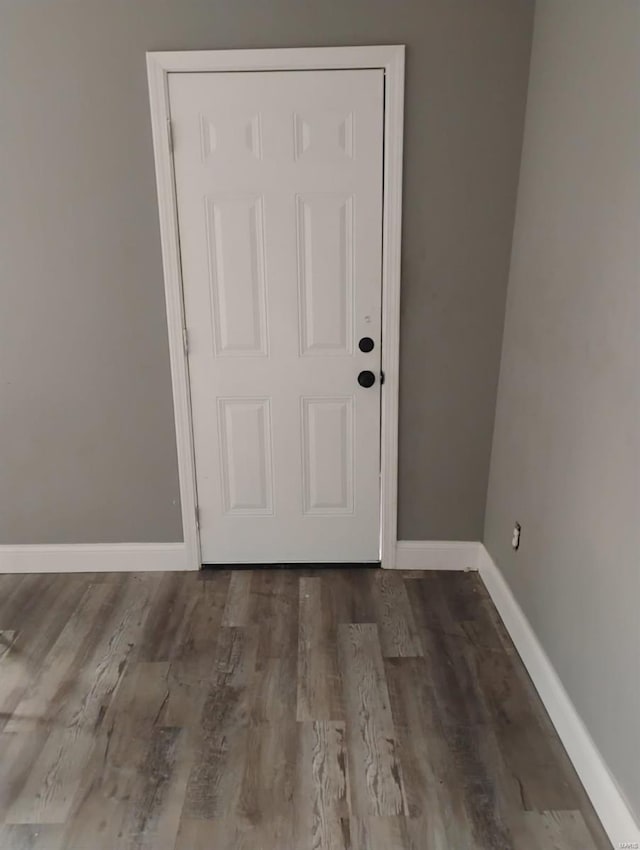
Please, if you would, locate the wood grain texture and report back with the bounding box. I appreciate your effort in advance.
[0,576,87,733]
[297,577,343,722]
[372,571,422,658]
[0,824,65,850]
[183,626,257,820]
[4,583,113,734]
[295,721,350,850]
[0,631,16,662]
[221,570,253,627]
[338,623,408,817]
[61,661,173,849]
[512,810,599,850]
[0,569,612,850]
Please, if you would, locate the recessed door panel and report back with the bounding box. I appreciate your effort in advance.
[205,195,268,357]
[297,194,354,356]
[301,397,354,515]
[293,111,355,161]
[218,398,274,514]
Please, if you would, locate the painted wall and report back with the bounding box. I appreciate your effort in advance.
[485,0,640,822]
[0,0,533,544]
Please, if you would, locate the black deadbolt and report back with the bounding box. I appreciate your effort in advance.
[357,370,376,388]
[358,336,375,353]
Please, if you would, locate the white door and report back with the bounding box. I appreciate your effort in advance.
[169,69,384,563]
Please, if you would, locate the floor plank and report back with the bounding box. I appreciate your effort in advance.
[4,583,113,734]
[295,721,350,850]
[61,660,173,849]
[512,810,599,850]
[116,725,191,850]
[297,576,343,721]
[0,824,65,850]
[0,576,88,733]
[338,623,407,817]
[221,570,253,628]
[0,631,17,663]
[182,626,258,820]
[372,572,423,658]
[0,731,50,818]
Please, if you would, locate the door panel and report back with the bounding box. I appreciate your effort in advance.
[301,396,354,515]
[169,69,384,563]
[296,193,354,355]
[217,398,274,515]
[205,195,269,357]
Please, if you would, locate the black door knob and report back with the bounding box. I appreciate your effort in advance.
[357,370,376,388]
[358,336,375,353]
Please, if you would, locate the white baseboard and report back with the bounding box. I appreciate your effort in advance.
[393,540,481,571]
[0,543,192,574]
[478,544,640,848]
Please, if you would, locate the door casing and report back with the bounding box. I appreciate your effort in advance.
[147,45,405,570]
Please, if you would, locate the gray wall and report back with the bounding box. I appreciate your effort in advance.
[0,0,534,545]
[485,0,640,822]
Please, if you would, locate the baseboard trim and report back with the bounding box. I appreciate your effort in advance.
[478,544,640,848]
[393,540,481,571]
[0,543,192,574]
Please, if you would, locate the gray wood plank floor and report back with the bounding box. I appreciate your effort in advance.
[0,569,611,849]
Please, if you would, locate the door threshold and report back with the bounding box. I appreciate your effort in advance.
[201,562,381,571]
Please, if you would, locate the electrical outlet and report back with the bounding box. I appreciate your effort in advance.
[511,522,521,551]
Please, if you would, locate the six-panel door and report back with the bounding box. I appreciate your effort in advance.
[169,69,384,563]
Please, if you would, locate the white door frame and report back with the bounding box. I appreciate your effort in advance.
[147,45,405,570]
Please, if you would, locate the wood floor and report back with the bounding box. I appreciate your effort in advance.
[0,568,610,849]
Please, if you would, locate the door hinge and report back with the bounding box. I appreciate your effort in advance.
[167,119,174,153]
[182,326,189,355]
[380,371,385,385]
[195,506,200,529]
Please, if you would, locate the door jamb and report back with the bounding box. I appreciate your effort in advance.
[146,45,405,570]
